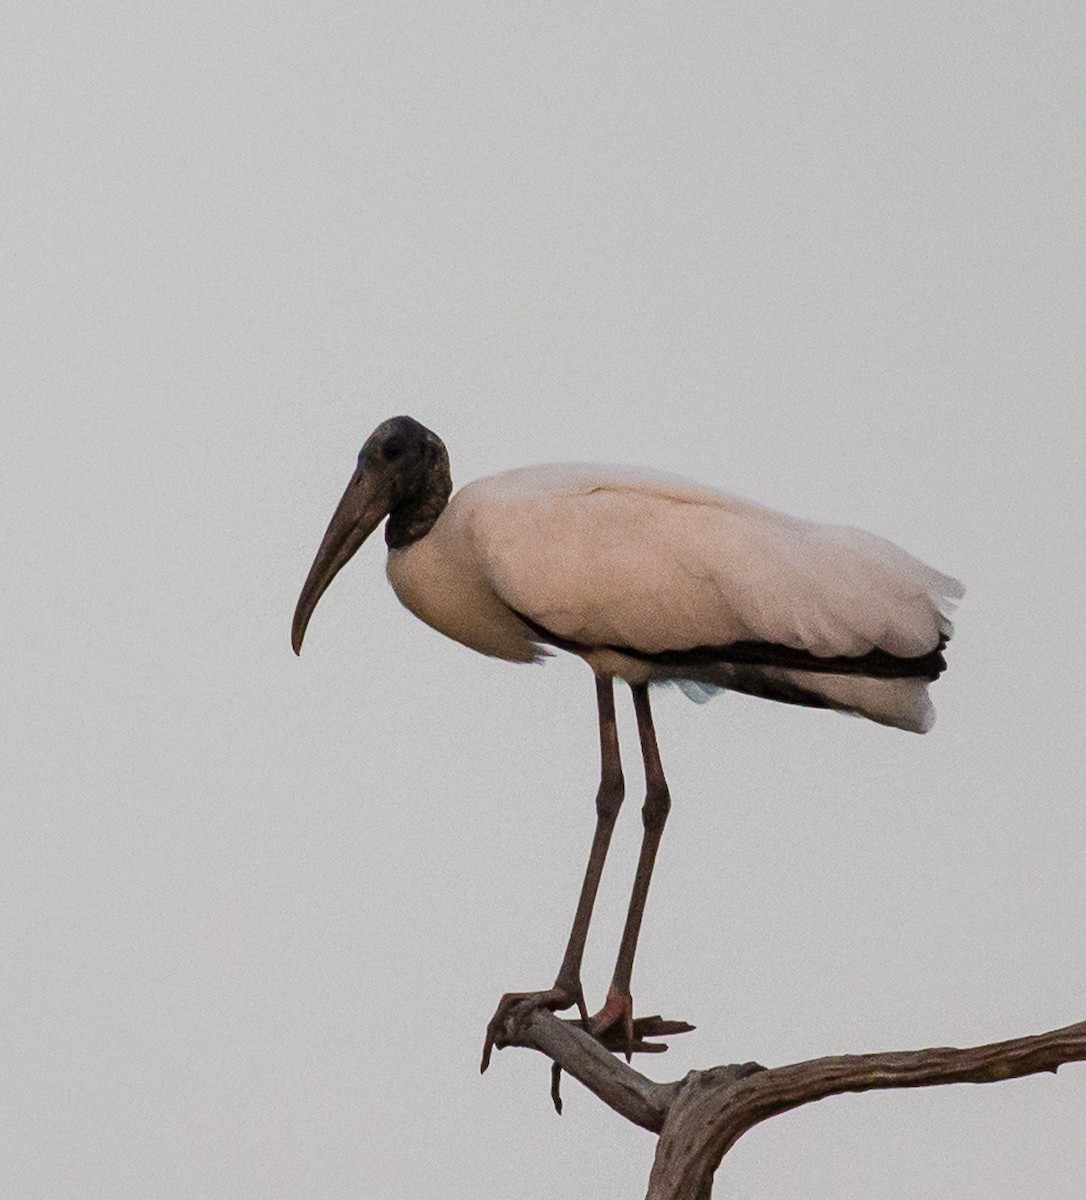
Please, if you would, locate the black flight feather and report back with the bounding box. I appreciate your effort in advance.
[509,609,949,683]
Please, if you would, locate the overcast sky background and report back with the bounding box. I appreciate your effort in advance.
[4,3,1085,1197]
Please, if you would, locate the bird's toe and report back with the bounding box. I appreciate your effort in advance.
[480,984,583,1073]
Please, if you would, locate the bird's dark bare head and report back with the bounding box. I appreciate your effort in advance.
[291,416,451,654]
[358,416,451,547]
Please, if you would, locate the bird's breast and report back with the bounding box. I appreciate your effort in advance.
[385,510,541,664]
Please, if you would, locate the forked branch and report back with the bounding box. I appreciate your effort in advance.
[492,1011,1086,1199]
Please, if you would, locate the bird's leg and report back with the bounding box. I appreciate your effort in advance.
[590,682,670,1060]
[552,674,626,1004]
[480,675,625,1073]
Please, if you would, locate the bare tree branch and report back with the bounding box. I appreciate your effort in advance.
[493,1010,1086,1199]
[497,1008,679,1131]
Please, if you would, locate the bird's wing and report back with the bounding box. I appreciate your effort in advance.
[465,465,962,660]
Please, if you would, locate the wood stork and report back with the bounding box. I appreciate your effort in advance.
[292,415,962,1069]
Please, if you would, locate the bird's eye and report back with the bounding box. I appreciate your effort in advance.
[383,438,405,461]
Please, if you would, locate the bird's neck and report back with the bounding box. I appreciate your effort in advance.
[385,452,453,549]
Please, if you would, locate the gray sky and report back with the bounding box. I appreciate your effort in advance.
[4,2,1085,1197]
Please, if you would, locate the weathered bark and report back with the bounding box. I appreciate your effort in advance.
[493,1011,1086,1199]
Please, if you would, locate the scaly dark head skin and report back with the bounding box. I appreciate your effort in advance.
[291,416,451,654]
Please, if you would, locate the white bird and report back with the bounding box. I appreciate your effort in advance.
[292,415,963,1069]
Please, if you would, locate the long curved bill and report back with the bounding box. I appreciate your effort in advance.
[291,464,392,654]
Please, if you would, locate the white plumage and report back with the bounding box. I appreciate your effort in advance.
[384,462,961,732]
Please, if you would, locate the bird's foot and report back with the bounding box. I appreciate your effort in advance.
[480,983,588,1073]
[588,985,637,1061]
[587,988,697,1058]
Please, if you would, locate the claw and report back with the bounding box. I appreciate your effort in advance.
[480,1005,507,1074]
[550,1061,563,1115]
